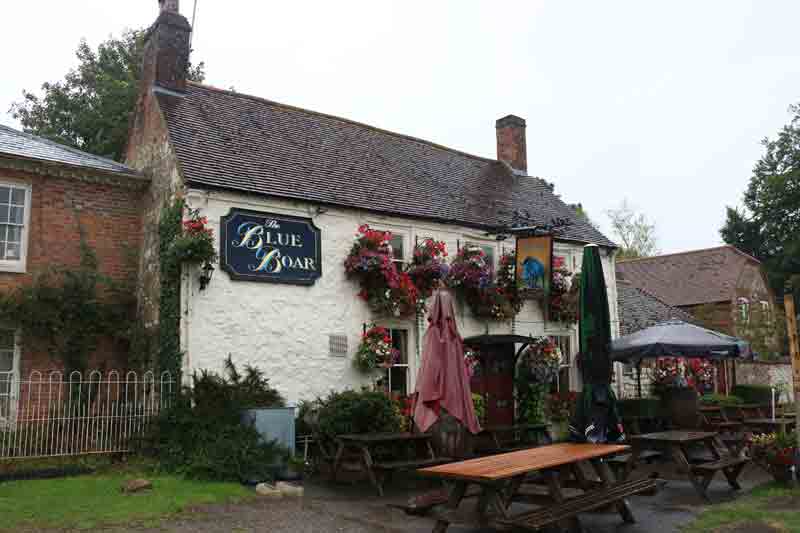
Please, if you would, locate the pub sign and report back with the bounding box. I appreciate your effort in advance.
[220,208,322,285]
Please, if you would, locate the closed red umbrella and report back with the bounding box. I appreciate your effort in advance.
[413,290,481,434]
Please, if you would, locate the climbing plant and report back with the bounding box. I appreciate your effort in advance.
[158,197,185,377]
[0,234,136,376]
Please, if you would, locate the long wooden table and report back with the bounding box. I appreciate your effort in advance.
[628,430,749,502]
[418,442,638,532]
[744,417,796,433]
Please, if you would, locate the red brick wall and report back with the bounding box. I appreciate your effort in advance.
[0,169,145,378]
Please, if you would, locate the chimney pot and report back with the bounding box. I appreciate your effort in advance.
[159,0,179,13]
[495,115,527,173]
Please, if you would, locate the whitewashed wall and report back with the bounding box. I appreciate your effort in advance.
[182,189,618,405]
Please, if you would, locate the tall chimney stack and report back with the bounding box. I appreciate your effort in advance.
[141,0,192,93]
[495,115,527,173]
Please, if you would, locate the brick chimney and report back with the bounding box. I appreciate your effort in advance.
[495,115,527,173]
[141,0,192,93]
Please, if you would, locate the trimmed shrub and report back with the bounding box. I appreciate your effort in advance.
[152,357,286,481]
[732,385,773,405]
[700,394,744,406]
[314,389,402,452]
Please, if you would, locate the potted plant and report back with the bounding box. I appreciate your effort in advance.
[748,432,798,484]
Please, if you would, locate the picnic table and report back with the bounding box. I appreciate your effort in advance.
[476,423,552,454]
[744,417,796,434]
[699,405,742,432]
[627,430,748,502]
[332,433,451,496]
[418,442,656,532]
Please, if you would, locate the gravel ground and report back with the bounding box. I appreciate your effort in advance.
[71,460,772,533]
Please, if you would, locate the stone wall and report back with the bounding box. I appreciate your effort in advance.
[735,360,794,403]
[182,189,619,405]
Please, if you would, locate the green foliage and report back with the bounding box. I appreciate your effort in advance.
[10,28,205,162]
[152,358,285,481]
[158,199,184,376]
[731,384,773,405]
[699,394,743,406]
[165,207,217,267]
[313,389,403,451]
[471,393,486,423]
[721,103,800,298]
[0,238,135,375]
[606,199,659,259]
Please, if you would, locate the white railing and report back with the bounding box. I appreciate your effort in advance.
[0,370,175,460]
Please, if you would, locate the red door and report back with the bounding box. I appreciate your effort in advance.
[470,344,515,426]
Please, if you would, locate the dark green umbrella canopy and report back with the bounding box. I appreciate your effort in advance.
[570,245,624,443]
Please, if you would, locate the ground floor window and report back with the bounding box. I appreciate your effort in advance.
[377,329,409,401]
[552,335,572,393]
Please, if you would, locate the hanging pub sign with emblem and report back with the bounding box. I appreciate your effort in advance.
[220,208,322,285]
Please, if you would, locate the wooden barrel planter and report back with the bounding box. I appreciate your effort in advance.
[428,410,475,460]
[662,387,700,429]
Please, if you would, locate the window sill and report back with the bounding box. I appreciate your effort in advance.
[0,263,26,274]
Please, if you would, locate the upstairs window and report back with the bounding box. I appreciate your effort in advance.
[0,183,30,272]
[388,234,405,265]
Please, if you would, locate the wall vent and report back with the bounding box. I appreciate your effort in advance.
[329,334,348,358]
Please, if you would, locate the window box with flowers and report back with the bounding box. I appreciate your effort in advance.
[447,247,522,321]
[344,225,418,318]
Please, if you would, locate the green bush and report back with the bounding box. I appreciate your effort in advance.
[152,357,286,481]
[314,389,402,451]
[700,394,744,406]
[732,385,773,405]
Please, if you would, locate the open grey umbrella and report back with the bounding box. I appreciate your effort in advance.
[611,320,747,363]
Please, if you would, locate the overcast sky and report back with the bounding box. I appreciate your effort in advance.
[2,1,798,253]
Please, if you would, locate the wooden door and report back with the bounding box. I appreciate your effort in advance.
[470,344,515,426]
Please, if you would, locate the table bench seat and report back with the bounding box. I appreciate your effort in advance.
[498,478,658,531]
[692,456,749,473]
[373,457,453,471]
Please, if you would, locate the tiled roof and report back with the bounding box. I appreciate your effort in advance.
[157,83,616,246]
[617,280,697,335]
[616,246,759,307]
[0,124,139,177]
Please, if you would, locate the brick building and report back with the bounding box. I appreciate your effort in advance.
[0,124,147,420]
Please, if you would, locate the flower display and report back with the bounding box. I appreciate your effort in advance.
[446,247,522,321]
[353,325,400,373]
[407,238,449,307]
[546,391,578,422]
[344,224,418,317]
[748,432,798,483]
[463,347,481,377]
[549,267,578,325]
[168,207,217,265]
[519,337,563,382]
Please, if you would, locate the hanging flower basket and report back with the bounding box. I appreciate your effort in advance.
[353,325,400,373]
[549,267,578,325]
[407,238,449,309]
[344,225,418,317]
[167,207,218,266]
[519,337,563,383]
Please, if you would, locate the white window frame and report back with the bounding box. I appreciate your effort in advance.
[384,328,410,399]
[0,328,21,428]
[0,180,32,273]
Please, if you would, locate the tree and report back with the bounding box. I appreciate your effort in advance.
[10,28,205,162]
[606,200,659,260]
[721,104,800,298]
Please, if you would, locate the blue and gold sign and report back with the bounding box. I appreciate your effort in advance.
[220,209,322,285]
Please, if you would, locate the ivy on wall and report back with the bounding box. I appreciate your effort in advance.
[0,231,136,376]
[158,197,184,378]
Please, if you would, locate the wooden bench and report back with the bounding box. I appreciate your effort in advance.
[499,478,658,531]
[689,456,749,500]
[607,450,663,477]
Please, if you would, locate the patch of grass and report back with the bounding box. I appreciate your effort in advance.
[684,482,800,532]
[0,469,255,531]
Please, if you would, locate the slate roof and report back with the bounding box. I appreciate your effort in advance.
[616,246,760,307]
[616,280,697,336]
[0,124,139,177]
[157,83,615,246]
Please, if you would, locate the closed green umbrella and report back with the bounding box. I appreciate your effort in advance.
[569,245,625,443]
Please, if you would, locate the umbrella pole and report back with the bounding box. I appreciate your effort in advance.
[636,361,642,398]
